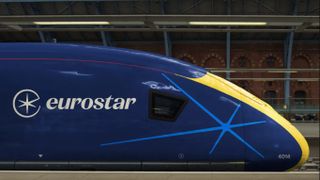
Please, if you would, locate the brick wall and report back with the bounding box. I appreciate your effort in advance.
[117,42,319,106]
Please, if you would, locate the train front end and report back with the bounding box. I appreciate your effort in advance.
[185,71,309,171]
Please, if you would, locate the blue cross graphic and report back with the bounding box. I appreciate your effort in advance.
[100,73,265,158]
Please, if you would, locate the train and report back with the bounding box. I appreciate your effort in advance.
[0,43,309,171]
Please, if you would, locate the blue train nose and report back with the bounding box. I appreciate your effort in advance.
[242,107,309,171]
[184,72,309,171]
[264,110,309,170]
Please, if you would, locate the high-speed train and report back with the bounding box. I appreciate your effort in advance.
[0,43,309,171]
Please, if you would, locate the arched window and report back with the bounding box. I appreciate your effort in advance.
[263,90,277,106]
[202,56,224,68]
[292,56,310,68]
[201,54,225,78]
[265,81,274,88]
[237,80,250,91]
[294,90,307,105]
[237,56,249,68]
[263,56,276,68]
[179,56,196,65]
[292,55,311,78]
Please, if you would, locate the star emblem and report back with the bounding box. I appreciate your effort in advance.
[18,93,39,114]
[13,89,41,118]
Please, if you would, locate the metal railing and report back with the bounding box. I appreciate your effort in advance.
[297,157,320,171]
[207,68,320,73]
[262,98,319,122]
[206,68,320,81]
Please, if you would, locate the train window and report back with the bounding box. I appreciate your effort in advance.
[149,91,187,121]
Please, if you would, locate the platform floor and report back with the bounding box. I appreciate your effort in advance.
[0,171,318,180]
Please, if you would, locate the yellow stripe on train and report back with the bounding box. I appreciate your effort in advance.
[178,72,309,171]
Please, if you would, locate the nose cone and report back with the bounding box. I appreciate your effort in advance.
[184,72,309,170]
[272,113,310,170]
[246,102,310,170]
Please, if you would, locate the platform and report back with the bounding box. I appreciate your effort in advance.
[0,171,318,180]
[293,123,320,138]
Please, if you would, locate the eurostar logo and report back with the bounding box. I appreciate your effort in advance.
[13,89,41,118]
[12,89,137,118]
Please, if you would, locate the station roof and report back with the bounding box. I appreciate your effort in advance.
[0,0,319,43]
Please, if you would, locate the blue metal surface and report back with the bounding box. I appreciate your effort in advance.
[226,32,231,80]
[226,0,231,80]
[284,0,298,108]
[0,43,304,171]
